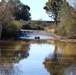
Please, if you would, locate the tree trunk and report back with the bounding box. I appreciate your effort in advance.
[0,25,2,39]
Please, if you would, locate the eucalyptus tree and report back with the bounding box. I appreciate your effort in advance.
[0,0,31,38]
[14,0,31,21]
[14,4,31,21]
[58,0,76,38]
[44,0,76,38]
[44,0,63,25]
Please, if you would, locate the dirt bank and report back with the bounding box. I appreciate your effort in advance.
[52,34,76,43]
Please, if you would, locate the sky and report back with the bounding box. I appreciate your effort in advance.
[0,0,75,21]
[20,0,75,21]
[20,0,51,21]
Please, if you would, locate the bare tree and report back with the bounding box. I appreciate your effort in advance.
[0,0,15,38]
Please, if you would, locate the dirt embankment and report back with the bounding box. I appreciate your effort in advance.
[52,34,76,43]
[45,28,76,43]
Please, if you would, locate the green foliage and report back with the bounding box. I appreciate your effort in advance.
[45,0,76,39]
[22,24,44,30]
[14,0,31,20]
[0,0,31,39]
[11,20,22,33]
[2,20,22,38]
[44,0,63,25]
[56,1,76,38]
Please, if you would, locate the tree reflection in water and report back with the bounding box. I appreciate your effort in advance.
[0,62,21,75]
[43,41,76,75]
[0,41,30,75]
[64,65,76,75]
[0,40,76,75]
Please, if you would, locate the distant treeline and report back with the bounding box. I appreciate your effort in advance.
[21,20,55,30]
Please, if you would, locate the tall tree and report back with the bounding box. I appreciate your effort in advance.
[44,0,63,25]
[56,0,76,38]
[0,0,14,38]
[0,0,31,38]
[14,0,31,21]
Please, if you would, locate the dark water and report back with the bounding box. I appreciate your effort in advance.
[0,40,76,75]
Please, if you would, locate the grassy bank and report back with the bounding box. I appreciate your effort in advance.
[45,26,76,43]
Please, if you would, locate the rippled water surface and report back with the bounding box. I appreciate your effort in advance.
[0,40,76,75]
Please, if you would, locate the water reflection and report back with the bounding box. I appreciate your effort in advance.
[0,40,76,75]
[0,41,30,75]
[0,62,21,75]
[64,65,76,75]
[43,41,76,75]
[18,30,54,40]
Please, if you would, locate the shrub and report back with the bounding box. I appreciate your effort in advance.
[2,20,22,38]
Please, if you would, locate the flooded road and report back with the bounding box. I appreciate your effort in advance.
[18,30,54,40]
[0,40,76,75]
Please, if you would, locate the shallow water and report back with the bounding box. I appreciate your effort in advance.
[18,30,54,40]
[0,40,76,75]
[18,34,53,40]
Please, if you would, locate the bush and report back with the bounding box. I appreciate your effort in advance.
[2,20,22,38]
[22,24,44,30]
